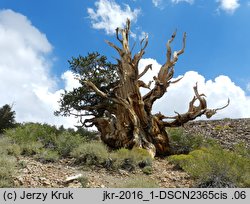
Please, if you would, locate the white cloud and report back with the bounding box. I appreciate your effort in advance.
[0,9,79,128]
[87,0,140,35]
[61,71,81,91]
[171,0,194,4]
[216,0,240,14]
[152,0,163,7]
[139,58,250,120]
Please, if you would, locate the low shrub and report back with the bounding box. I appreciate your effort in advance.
[142,166,153,175]
[6,143,22,157]
[35,149,60,163]
[167,127,205,154]
[77,176,89,188]
[19,141,44,156]
[5,123,58,147]
[110,147,153,171]
[4,123,86,158]
[55,132,84,157]
[71,141,109,166]
[0,136,22,157]
[168,145,250,187]
[0,153,16,187]
[233,142,250,158]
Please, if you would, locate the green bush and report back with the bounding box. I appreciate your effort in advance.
[0,136,21,157]
[142,166,153,175]
[6,143,22,157]
[0,137,12,154]
[77,176,89,188]
[35,149,60,163]
[71,141,109,166]
[168,145,250,187]
[4,123,57,148]
[112,175,158,188]
[19,141,44,156]
[0,154,16,187]
[55,132,84,157]
[4,123,86,158]
[167,127,205,154]
[167,154,194,170]
[110,148,153,171]
[233,142,250,159]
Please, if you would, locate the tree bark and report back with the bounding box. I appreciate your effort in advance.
[83,19,229,157]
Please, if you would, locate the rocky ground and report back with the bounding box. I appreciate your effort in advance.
[13,118,249,188]
[14,156,193,188]
[184,118,250,149]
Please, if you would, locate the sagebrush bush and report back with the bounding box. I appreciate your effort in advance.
[19,141,44,156]
[4,123,57,149]
[142,166,153,175]
[168,145,250,187]
[77,176,89,188]
[167,127,205,154]
[0,136,22,157]
[110,147,153,171]
[0,152,16,187]
[0,137,12,154]
[71,141,109,166]
[233,142,250,159]
[35,149,60,163]
[6,144,22,157]
[4,123,86,157]
[55,132,84,157]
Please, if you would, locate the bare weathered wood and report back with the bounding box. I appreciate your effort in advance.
[81,19,229,156]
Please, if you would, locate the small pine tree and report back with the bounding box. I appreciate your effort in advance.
[0,104,16,133]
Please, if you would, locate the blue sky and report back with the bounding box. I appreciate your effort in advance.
[0,0,250,127]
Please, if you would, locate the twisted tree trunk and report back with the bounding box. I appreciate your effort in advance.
[83,19,229,157]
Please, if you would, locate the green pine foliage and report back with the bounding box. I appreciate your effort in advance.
[0,104,16,133]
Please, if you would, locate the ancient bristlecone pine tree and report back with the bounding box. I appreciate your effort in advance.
[57,19,229,157]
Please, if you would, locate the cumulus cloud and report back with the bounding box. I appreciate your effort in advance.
[216,0,240,14]
[0,9,79,128]
[138,58,250,119]
[87,0,140,35]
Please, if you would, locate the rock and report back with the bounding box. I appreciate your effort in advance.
[65,174,83,183]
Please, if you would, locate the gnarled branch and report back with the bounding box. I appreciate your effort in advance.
[143,31,186,113]
[205,98,230,118]
[83,81,108,98]
[138,64,152,79]
[157,83,230,127]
